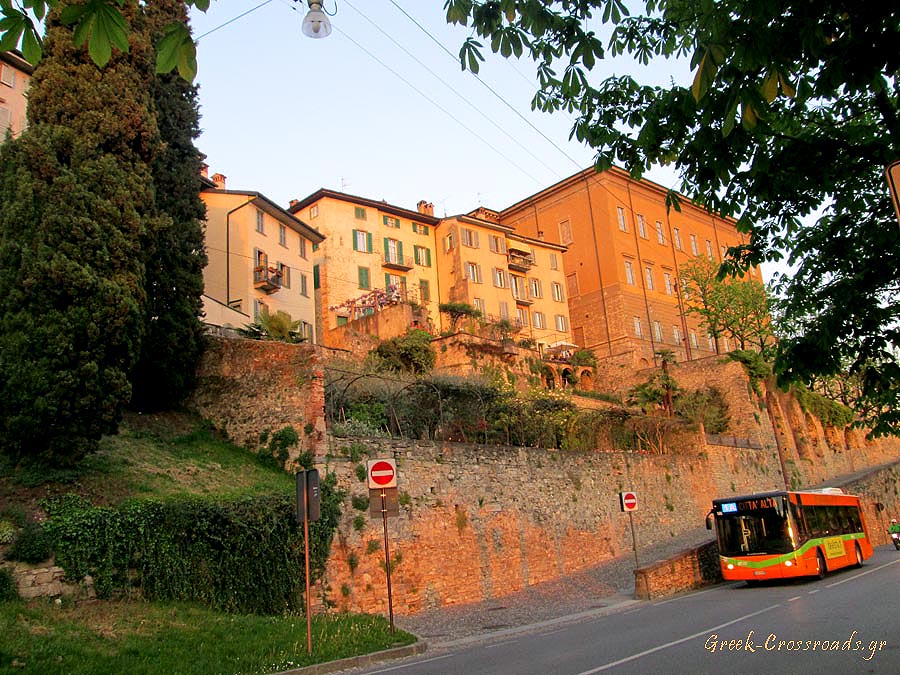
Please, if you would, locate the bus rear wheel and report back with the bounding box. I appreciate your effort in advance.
[815,550,827,580]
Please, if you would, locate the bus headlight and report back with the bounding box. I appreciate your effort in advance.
[726,563,734,570]
[784,560,793,567]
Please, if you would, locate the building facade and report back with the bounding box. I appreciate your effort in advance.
[0,50,32,142]
[500,167,761,366]
[201,172,324,342]
[288,190,441,346]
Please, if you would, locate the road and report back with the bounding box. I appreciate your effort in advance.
[348,547,900,675]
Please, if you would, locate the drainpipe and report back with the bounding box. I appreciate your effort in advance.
[225,197,255,308]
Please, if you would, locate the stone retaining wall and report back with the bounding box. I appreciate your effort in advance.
[633,540,720,600]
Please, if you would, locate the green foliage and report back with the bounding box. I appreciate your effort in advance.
[569,349,598,368]
[334,419,390,439]
[0,568,17,601]
[352,514,366,532]
[238,310,306,343]
[347,442,366,463]
[369,328,436,375]
[438,301,481,332]
[41,478,342,614]
[350,494,369,511]
[793,385,856,429]
[354,464,367,482]
[674,387,731,434]
[5,520,53,564]
[729,349,772,396]
[573,389,623,405]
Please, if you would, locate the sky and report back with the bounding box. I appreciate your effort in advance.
[188,0,690,217]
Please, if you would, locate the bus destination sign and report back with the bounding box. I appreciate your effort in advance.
[720,497,780,513]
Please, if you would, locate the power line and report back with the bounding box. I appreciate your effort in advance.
[194,0,277,42]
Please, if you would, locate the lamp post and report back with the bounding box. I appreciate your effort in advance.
[302,1,332,38]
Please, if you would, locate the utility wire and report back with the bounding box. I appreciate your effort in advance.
[387,0,585,171]
[194,0,277,42]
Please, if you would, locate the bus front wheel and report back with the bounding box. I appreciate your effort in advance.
[854,543,864,568]
[815,550,827,580]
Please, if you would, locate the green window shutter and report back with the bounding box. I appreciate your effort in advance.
[352,229,359,252]
[425,248,431,267]
[383,237,389,258]
[366,232,373,252]
[313,265,320,289]
[358,267,369,289]
[385,273,392,288]
[397,241,404,261]
[420,279,430,302]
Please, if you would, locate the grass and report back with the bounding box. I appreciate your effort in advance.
[0,599,415,675]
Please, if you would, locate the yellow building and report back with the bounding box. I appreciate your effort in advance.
[201,172,324,341]
[500,166,762,366]
[435,207,571,347]
[0,50,32,142]
[288,190,441,345]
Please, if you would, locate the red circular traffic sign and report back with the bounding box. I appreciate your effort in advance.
[369,460,396,486]
[621,491,638,511]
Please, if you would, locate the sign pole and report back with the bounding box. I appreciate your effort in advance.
[628,511,639,569]
[381,488,395,633]
[304,478,312,656]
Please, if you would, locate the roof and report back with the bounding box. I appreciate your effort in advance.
[0,50,33,75]
[201,188,325,243]
[288,188,441,225]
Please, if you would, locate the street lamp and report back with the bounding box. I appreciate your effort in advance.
[302,1,332,39]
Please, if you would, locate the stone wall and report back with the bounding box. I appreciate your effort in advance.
[187,336,326,463]
[633,540,720,600]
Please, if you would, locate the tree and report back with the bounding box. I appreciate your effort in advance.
[129,0,207,412]
[370,328,437,375]
[679,256,728,355]
[439,301,481,333]
[0,1,162,465]
[448,1,900,435]
[238,310,306,343]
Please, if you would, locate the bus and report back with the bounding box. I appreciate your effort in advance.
[706,488,873,583]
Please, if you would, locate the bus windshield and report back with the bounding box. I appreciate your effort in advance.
[715,509,795,556]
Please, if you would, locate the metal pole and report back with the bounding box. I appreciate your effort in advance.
[629,511,640,569]
[381,488,395,632]
[304,481,312,656]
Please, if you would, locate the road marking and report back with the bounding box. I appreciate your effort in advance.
[826,558,900,588]
[574,603,783,674]
[363,654,453,673]
[788,595,801,602]
[652,585,727,606]
[486,638,521,650]
[808,589,820,594]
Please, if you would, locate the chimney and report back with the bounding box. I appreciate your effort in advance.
[417,200,434,217]
[289,199,299,209]
[212,173,226,189]
[200,162,209,179]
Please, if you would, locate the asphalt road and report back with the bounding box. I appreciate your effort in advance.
[349,546,900,675]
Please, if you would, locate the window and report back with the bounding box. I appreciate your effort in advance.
[353,229,373,252]
[617,207,627,232]
[499,301,510,319]
[533,311,546,329]
[383,215,400,228]
[493,267,508,288]
[461,227,479,248]
[566,272,579,297]
[690,330,699,348]
[254,248,267,267]
[488,234,507,254]
[721,245,728,257]
[0,107,9,135]
[673,228,682,250]
[708,334,715,350]
[555,314,569,332]
[301,321,313,341]
[723,337,730,351]
[419,279,431,302]
[309,204,319,219]
[385,273,404,290]
[256,210,265,234]
[681,277,690,299]
[637,214,647,238]
[464,262,482,283]
[300,273,308,297]
[645,266,654,290]
[312,242,319,252]
[279,223,287,246]
[511,275,528,301]
[673,326,682,345]
[559,220,573,245]
[444,232,455,252]
[299,237,307,259]
[253,299,267,319]
[0,64,15,87]
[412,222,429,235]
[516,307,529,327]
[656,221,665,245]
[690,234,699,255]
[529,278,543,298]
[358,266,370,289]
[633,316,643,337]
[706,239,714,257]
[277,262,290,288]
[354,206,367,220]
[313,264,320,289]
[384,237,403,265]
[413,245,431,267]
[473,297,485,314]
[551,281,564,302]
[664,272,673,296]
[653,320,663,342]
[549,252,559,270]
[624,260,635,285]
[337,316,349,327]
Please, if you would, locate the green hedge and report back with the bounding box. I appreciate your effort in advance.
[41,479,341,615]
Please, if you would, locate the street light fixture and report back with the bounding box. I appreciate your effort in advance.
[302,1,332,39]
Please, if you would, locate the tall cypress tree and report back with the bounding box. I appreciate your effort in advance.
[130,0,207,411]
[0,1,162,465]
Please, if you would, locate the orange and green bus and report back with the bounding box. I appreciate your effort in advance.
[706,488,873,583]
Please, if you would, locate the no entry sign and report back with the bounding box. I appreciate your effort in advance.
[620,491,638,512]
[367,458,398,489]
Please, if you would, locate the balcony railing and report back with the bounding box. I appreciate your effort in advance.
[512,290,533,305]
[507,251,534,272]
[253,265,282,293]
[382,253,414,271]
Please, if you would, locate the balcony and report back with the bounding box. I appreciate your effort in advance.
[253,265,282,293]
[512,291,533,306]
[382,253,414,271]
[507,251,534,272]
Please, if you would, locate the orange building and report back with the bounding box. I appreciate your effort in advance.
[437,207,571,346]
[500,167,761,366]
[201,172,324,340]
[288,190,441,345]
[0,50,32,142]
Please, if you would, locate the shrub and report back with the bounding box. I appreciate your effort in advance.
[6,520,53,564]
[675,387,731,433]
[0,567,17,601]
[369,329,436,375]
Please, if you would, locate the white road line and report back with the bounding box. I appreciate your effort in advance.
[574,603,783,674]
[788,596,801,602]
[826,558,900,588]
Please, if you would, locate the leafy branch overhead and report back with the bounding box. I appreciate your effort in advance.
[0,0,209,79]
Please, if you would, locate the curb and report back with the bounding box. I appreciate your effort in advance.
[271,640,428,675]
